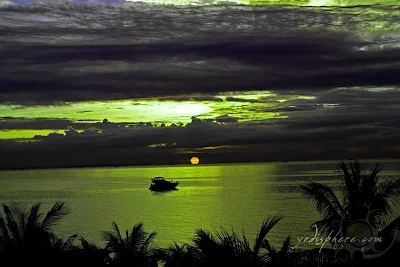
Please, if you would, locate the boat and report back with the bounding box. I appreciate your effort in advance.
[149,177,179,191]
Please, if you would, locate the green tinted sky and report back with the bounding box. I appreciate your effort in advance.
[0,91,317,139]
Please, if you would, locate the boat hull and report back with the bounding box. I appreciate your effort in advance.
[149,182,179,191]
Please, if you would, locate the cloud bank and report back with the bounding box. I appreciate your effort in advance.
[0,3,399,105]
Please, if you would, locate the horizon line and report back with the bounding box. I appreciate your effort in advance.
[2,157,400,171]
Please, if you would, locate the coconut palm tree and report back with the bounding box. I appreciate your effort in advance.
[189,215,293,267]
[61,237,110,267]
[101,222,157,267]
[157,242,197,267]
[191,227,258,267]
[301,161,400,247]
[0,201,74,265]
[262,236,294,266]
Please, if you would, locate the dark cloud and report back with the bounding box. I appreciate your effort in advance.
[215,114,239,124]
[0,117,76,130]
[272,105,319,112]
[0,4,400,105]
[257,87,400,129]
[316,87,400,106]
[1,113,400,169]
[4,34,400,106]
[0,117,136,130]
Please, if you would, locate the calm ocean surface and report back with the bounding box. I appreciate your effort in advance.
[1,159,399,249]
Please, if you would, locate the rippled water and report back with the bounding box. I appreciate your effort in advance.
[1,159,399,249]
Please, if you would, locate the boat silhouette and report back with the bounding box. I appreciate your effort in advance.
[149,177,179,191]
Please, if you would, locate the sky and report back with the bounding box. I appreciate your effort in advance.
[0,0,399,169]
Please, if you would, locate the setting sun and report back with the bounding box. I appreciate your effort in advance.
[190,157,199,165]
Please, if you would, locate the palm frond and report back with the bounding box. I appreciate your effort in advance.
[41,202,69,231]
[0,216,11,243]
[361,163,381,198]
[112,222,124,244]
[340,161,358,204]
[2,203,22,244]
[192,228,218,257]
[80,236,102,251]
[62,234,78,251]
[102,221,156,265]
[305,161,400,246]
[50,234,77,251]
[261,239,273,252]
[379,215,400,242]
[140,231,157,252]
[280,236,291,255]
[101,223,125,251]
[379,178,400,206]
[301,181,343,222]
[241,228,251,252]
[26,202,42,234]
[129,222,146,249]
[253,215,283,255]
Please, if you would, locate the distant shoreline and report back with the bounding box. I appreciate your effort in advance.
[1,157,399,171]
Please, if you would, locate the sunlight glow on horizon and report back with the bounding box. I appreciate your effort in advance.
[0,91,319,139]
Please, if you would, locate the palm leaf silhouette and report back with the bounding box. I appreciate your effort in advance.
[301,161,400,247]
